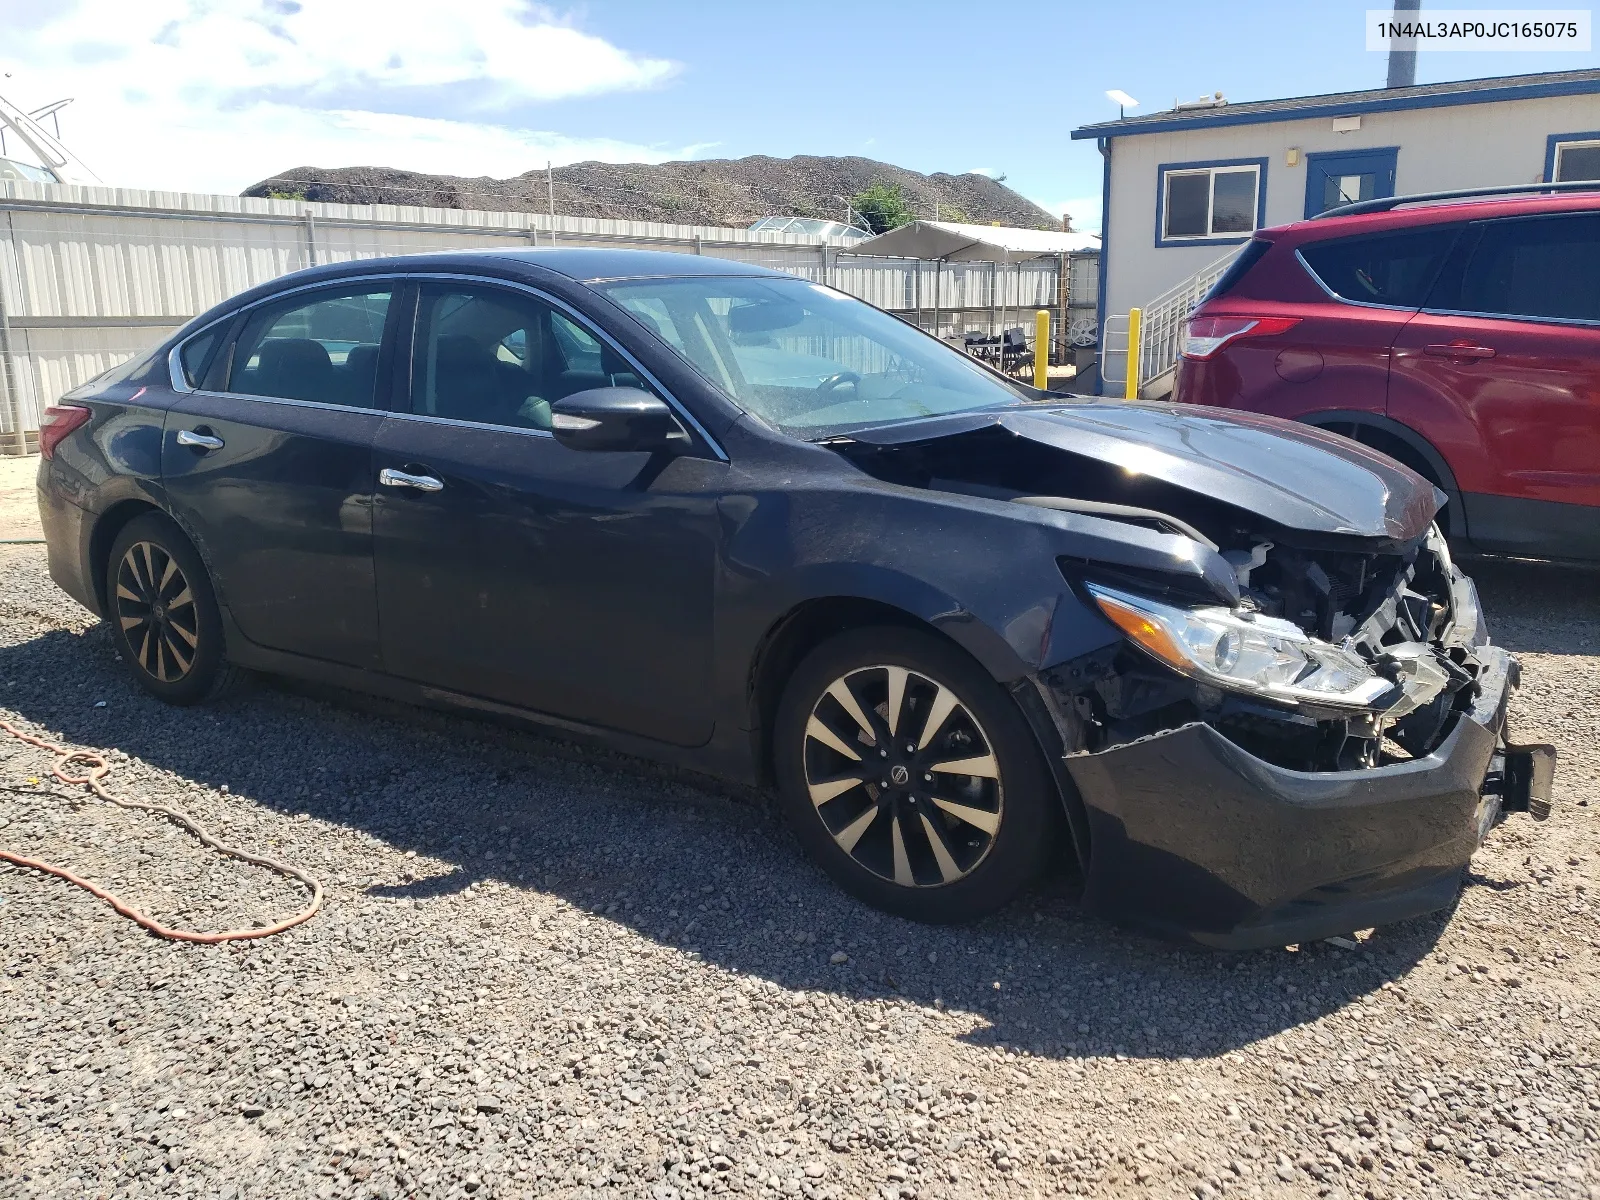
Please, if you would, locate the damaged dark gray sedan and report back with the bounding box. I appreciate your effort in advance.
[35,249,1555,948]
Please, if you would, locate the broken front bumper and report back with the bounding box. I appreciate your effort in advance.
[1062,645,1550,950]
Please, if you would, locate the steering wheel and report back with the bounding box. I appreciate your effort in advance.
[811,371,861,399]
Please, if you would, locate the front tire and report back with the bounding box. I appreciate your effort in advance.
[773,627,1057,923]
[105,513,242,705]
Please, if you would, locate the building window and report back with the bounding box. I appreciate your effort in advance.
[1157,160,1266,246]
[1552,137,1600,182]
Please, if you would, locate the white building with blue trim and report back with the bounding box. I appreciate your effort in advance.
[1071,68,1600,394]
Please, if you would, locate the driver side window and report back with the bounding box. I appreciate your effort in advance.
[411,285,646,431]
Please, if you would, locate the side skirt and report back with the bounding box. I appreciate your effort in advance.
[217,608,761,786]
[1460,491,1600,562]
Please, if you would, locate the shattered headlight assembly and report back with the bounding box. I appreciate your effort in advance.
[1086,584,1395,710]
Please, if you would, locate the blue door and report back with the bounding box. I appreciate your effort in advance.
[1304,147,1399,218]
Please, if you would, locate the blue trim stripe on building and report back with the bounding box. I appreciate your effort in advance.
[1153,157,1269,249]
[1071,74,1600,141]
[1094,137,1112,396]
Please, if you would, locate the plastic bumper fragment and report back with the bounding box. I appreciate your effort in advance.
[1501,743,1556,821]
[1062,645,1531,950]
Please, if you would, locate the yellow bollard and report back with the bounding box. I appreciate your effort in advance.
[1124,307,1142,401]
[1033,309,1050,390]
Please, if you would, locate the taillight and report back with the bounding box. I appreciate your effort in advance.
[38,405,92,459]
[1181,315,1300,361]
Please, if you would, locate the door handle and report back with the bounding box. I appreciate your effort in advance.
[378,467,444,493]
[1424,342,1496,361]
[175,428,225,451]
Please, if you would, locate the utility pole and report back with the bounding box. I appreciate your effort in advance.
[546,161,557,245]
[1386,0,1422,88]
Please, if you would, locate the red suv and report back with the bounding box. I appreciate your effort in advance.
[1175,186,1600,561]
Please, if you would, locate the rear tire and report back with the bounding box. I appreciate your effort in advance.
[773,627,1057,923]
[105,513,244,705]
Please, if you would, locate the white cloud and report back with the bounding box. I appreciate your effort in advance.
[1,0,691,193]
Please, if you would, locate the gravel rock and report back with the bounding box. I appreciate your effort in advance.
[1,543,1597,1200]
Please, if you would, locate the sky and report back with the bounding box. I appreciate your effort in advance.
[2,0,1597,232]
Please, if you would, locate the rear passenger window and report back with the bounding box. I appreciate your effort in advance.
[1202,238,1272,301]
[1299,228,1458,308]
[412,286,644,431]
[177,326,224,387]
[1452,214,1600,323]
[228,288,392,407]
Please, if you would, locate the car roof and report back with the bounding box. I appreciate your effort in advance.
[193,247,794,327]
[476,247,792,281]
[327,247,789,283]
[166,247,808,350]
[1267,189,1600,242]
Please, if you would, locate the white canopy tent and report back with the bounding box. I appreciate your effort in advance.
[848,220,1099,262]
[849,221,1100,356]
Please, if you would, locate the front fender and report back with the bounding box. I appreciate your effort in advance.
[711,480,1229,719]
[738,558,1056,685]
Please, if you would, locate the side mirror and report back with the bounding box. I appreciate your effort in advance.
[550,386,688,453]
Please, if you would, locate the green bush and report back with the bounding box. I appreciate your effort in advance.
[850,182,917,234]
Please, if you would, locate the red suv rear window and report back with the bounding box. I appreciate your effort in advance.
[1202,238,1272,302]
[1298,227,1461,307]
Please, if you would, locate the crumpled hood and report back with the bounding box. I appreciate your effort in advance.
[842,400,1442,542]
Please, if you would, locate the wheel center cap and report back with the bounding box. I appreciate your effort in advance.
[889,764,910,787]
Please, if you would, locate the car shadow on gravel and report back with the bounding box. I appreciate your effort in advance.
[1463,557,1600,655]
[2,621,1449,1065]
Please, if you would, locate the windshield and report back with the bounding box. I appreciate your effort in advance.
[596,276,1027,438]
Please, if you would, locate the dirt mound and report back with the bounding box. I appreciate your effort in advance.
[243,154,1059,230]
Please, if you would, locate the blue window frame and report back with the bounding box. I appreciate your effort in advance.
[1545,131,1600,183]
[1155,157,1268,248]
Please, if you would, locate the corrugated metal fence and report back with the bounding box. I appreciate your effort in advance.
[0,180,1095,451]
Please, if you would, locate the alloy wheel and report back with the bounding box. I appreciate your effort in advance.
[115,541,199,683]
[802,665,1003,888]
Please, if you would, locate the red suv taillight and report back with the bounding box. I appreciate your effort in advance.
[1181,315,1301,361]
[38,405,92,459]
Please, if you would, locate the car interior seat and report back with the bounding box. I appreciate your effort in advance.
[431,335,506,423]
[252,338,336,405]
[341,342,381,408]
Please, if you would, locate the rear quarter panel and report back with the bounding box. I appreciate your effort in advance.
[1177,241,1405,420]
[38,381,171,613]
[1384,344,1499,498]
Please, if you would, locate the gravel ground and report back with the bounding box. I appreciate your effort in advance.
[0,457,42,542]
[1,543,1597,1200]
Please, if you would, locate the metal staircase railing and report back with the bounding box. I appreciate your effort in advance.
[1130,247,1242,396]
[1098,312,1131,391]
